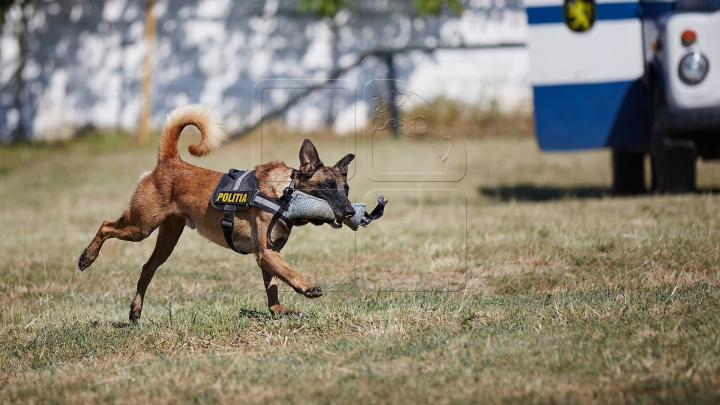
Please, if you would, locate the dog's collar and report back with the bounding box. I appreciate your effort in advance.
[288,169,297,190]
[281,169,298,202]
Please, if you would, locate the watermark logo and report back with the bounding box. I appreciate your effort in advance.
[253,79,468,292]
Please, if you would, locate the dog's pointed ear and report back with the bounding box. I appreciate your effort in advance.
[299,139,323,172]
[334,154,355,176]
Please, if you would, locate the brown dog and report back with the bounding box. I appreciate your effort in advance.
[78,105,356,320]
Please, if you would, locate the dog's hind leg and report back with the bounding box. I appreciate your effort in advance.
[129,215,185,323]
[262,270,305,318]
[78,205,164,271]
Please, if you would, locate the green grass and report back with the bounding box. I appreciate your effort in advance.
[2,128,720,403]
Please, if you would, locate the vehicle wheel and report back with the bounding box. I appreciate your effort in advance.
[650,137,696,193]
[612,149,646,195]
[648,74,697,193]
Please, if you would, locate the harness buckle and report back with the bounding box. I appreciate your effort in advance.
[221,217,234,229]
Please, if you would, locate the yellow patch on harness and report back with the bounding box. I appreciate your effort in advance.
[216,192,248,204]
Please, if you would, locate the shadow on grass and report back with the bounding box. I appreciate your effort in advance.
[480,185,720,202]
[479,185,612,202]
[237,308,272,321]
[111,321,133,329]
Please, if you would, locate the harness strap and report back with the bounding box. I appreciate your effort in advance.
[220,170,297,253]
[232,170,253,191]
[221,209,238,252]
[253,194,288,217]
[252,191,293,228]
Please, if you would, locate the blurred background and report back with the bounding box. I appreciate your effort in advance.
[0,0,529,142]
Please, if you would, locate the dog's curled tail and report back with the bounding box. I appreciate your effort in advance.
[158,104,225,162]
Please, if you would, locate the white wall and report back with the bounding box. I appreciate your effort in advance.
[0,0,529,141]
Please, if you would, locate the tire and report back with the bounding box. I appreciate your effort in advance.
[612,149,646,195]
[651,138,696,193]
[648,78,697,193]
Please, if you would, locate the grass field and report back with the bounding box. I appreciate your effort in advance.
[2,127,720,404]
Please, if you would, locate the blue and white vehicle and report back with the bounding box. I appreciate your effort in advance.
[526,0,720,192]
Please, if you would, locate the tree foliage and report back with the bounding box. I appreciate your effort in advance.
[412,0,465,16]
[297,0,346,18]
[1,0,15,25]
[298,0,465,19]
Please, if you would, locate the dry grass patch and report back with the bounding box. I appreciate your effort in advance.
[1,129,720,403]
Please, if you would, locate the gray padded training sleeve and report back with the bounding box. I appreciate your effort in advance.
[343,203,366,231]
[287,191,336,221]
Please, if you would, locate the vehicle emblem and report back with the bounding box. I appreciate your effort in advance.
[564,0,596,32]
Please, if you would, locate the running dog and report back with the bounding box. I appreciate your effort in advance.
[78,104,356,321]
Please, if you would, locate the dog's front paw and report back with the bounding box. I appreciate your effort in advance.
[303,286,323,298]
[78,248,97,271]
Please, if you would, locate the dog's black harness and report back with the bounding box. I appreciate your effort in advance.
[211,169,297,253]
